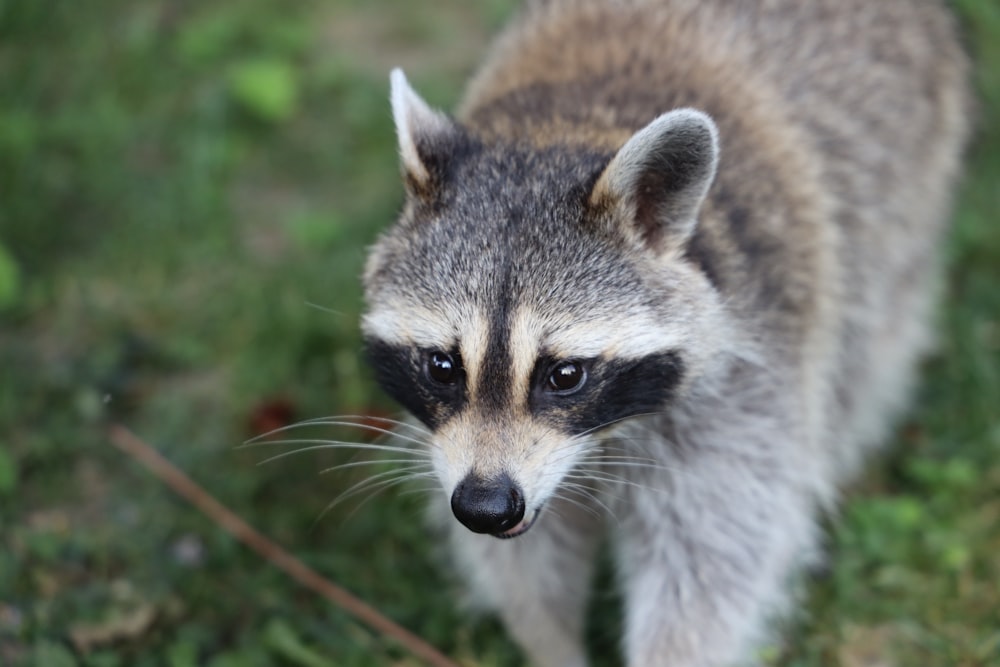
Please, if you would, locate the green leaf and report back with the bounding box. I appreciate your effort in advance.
[32,641,78,667]
[167,639,200,667]
[289,211,345,250]
[174,9,244,66]
[228,59,299,123]
[263,617,335,667]
[82,651,122,667]
[0,446,15,496]
[0,242,20,310]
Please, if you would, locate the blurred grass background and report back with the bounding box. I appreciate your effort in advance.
[0,1,997,665]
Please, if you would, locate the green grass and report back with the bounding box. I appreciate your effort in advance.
[1,1,998,666]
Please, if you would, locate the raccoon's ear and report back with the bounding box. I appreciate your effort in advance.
[590,109,719,253]
[390,68,462,197]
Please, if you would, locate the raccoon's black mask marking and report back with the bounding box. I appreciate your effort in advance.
[365,340,467,430]
[366,336,684,434]
[529,352,685,434]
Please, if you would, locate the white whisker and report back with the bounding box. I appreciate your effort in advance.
[315,472,435,528]
[577,455,681,474]
[244,412,432,444]
[554,483,617,518]
[564,470,671,497]
[570,411,666,439]
[318,459,433,476]
[254,440,433,466]
[244,421,432,450]
[304,301,344,316]
[320,467,436,516]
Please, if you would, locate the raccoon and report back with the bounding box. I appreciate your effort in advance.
[359,0,970,664]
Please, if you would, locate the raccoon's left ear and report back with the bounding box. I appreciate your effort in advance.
[590,109,719,253]
[390,68,463,197]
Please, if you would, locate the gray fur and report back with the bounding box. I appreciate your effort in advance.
[361,0,970,665]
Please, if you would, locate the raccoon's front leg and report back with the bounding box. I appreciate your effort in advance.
[615,429,816,667]
[446,494,603,667]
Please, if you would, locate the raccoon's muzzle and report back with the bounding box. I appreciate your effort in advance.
[450,471,527,537]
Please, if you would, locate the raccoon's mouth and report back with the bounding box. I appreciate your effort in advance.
[495,507,541,539]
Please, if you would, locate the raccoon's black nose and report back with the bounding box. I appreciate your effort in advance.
[451,472,525,535]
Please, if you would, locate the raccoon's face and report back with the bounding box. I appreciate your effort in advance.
[361,70,723,538]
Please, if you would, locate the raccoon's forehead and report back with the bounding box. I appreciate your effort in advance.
[363,255,681,369]
[363,295,677,361]
[366,143,642,305]
[362,143,680,355]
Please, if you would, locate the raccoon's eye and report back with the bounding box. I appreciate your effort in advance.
[547,360,586,394]
[426,351,461,385]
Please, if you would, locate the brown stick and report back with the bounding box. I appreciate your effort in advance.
[108,423,462,667]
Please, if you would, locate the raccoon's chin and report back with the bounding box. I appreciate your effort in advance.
[494,507,541,539]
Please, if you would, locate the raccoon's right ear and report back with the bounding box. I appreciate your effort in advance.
[590,109,719,254]
[390,68,463,198]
